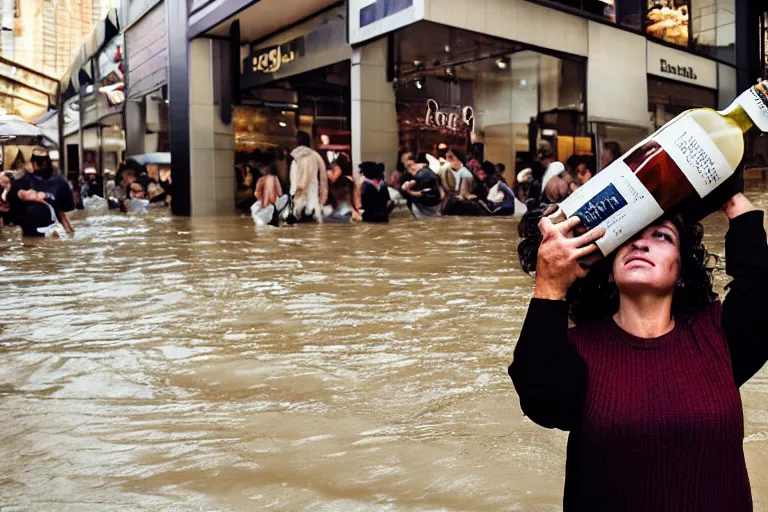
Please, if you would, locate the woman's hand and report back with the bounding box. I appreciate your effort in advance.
[722,193,756,220]
[533,216,606,300]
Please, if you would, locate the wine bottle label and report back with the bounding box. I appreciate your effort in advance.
[736,87,768,132]
[653,115,733,198]
[561,160,664,255]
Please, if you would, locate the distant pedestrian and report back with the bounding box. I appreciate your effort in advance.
[359,162,391,223]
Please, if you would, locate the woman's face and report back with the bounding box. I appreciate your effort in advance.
[613,220,681,296]
[0,174,9,190]
[445,151,463,171]
[328,165,342,184]
[129,183,146,199]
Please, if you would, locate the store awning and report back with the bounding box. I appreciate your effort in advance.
[60,8,121,101]
[33,109,59,149]
[0,115,42,146]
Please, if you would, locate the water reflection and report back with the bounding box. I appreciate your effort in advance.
[2,197,768,510]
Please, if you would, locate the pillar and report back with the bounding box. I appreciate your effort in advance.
[167,0,191,215]
[188,38,235,216]
[124,99,146,157]
[351,37,399,176]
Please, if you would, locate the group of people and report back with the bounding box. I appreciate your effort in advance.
[0,150,173,238]
[238,132,392,226]
[239,132,547,227]
[513,141,622,207]
[78,160,173,214]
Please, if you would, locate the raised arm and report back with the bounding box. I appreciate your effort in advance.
[510,298,587,430]
[720,194,768,387]
[509,216,604,430]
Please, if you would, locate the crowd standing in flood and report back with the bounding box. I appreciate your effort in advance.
[0,149,174,238]
[0,135,614,237]
[236,131,612,227]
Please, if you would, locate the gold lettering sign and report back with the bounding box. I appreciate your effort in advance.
[425,99,474,132]
[252,45,297,74]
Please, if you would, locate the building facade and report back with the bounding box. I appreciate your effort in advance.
[0,0,118,79]
[117,0,765,216]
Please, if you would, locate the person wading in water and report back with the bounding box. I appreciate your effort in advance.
[510,183,768,511]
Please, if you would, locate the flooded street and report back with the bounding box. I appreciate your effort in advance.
[3,196,768,511]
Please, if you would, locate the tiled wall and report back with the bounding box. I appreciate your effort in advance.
[189,38,235,217]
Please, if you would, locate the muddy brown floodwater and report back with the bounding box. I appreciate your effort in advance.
[2,195,768,511]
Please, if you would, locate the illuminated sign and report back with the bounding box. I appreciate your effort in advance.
[424,99,474,132]
[252,37,304,74]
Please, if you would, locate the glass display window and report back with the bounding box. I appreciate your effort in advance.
[645,0,690,47]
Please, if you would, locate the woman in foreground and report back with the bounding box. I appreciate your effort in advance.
[509,191,768,511]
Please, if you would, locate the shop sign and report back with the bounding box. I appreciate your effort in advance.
[251,37,304,74]
[659,59,697,81]
[240,7,350,90]
[646,41,716,89]
[424,99,474,132]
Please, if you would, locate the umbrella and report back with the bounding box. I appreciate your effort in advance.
[129,152,171,165]
[0,115,42,146]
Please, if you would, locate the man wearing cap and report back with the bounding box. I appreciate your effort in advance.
[81,167,104,200]
[21,149,76,224]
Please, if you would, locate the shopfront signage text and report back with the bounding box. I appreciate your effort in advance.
[425,99,474,132]
[252,37,304,74]
[660,59,697,81]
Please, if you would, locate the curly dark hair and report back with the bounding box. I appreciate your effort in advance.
[517,203,718,325]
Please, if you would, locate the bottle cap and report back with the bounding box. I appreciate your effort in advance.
[736,80,768,132]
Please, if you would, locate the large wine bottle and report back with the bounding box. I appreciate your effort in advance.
[558,80,768,256]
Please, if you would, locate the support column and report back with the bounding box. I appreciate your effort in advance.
[167,0,191,216]
[351,37,399,175]
[124,99,146,157]
[188,38,235,216]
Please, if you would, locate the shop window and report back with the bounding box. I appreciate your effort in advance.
[532,0,644,30]
[395,23,588,182]
[689,0,735,63]
[645,1,690,47]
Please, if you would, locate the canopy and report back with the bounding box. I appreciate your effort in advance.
[0,115,42,146]
[33,109,59,149]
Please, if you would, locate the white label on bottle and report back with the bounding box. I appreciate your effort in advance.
[654,115,733,198]
[736,87,768,132]
[560,160,664,256]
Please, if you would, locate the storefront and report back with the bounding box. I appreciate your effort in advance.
[123,0,169,158]
[392,21,589,182]
[528,0,736,65]
[57,8,122,182]
[236,5,352,165]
